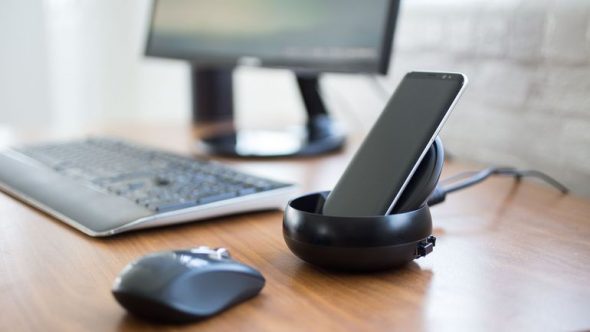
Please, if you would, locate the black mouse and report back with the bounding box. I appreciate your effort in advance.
[112,246,265,323]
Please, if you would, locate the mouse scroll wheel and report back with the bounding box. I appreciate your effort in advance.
[214,248,231,260]
[189,246,231,259]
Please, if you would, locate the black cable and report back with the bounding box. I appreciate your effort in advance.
[427,167,569,206]
[362,77,571,207]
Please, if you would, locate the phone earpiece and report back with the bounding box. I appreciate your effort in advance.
[283,137,444,271]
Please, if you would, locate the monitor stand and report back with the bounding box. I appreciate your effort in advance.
[191,67,346,158]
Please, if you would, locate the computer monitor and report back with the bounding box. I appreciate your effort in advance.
[146,0,399,157]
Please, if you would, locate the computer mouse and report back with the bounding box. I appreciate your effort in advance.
[112,246,265,323]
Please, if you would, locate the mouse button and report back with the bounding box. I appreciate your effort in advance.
[219,262,265,280]
[131,251,176,267]
[114,253,188,295]
[167,271,264,316]
[173,251,213,269]
[200,261,265,280]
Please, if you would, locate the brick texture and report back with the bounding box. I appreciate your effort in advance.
[339,0,590,197]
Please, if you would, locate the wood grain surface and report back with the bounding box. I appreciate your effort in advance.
[1,122,589,331]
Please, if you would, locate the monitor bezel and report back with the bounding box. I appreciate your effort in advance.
[144,0,399,75]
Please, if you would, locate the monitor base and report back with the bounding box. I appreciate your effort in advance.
[191,67,345,158]
[198,114,345,158]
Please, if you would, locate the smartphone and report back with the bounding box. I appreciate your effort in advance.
[322,71,467,217]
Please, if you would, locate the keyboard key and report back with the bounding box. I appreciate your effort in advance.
[238,187,258,196]
[15,138,291,215]
[151,200,199,213]
[199,192,238,204]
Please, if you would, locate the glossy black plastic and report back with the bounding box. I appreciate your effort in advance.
[393,136,444,213]
[282,138,443,271]
[283,191,433,271]
[192,69,345,157]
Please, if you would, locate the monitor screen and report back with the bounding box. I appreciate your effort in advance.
[146,0,397,73]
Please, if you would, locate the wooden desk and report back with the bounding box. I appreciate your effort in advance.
[1,123,589,331]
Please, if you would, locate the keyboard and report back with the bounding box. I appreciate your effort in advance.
[0,138,295,236]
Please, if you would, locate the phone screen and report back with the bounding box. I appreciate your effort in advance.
[323,72,466,217]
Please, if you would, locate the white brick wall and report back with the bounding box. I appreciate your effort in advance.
[1,0,588,196]
[364,0,590,197]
